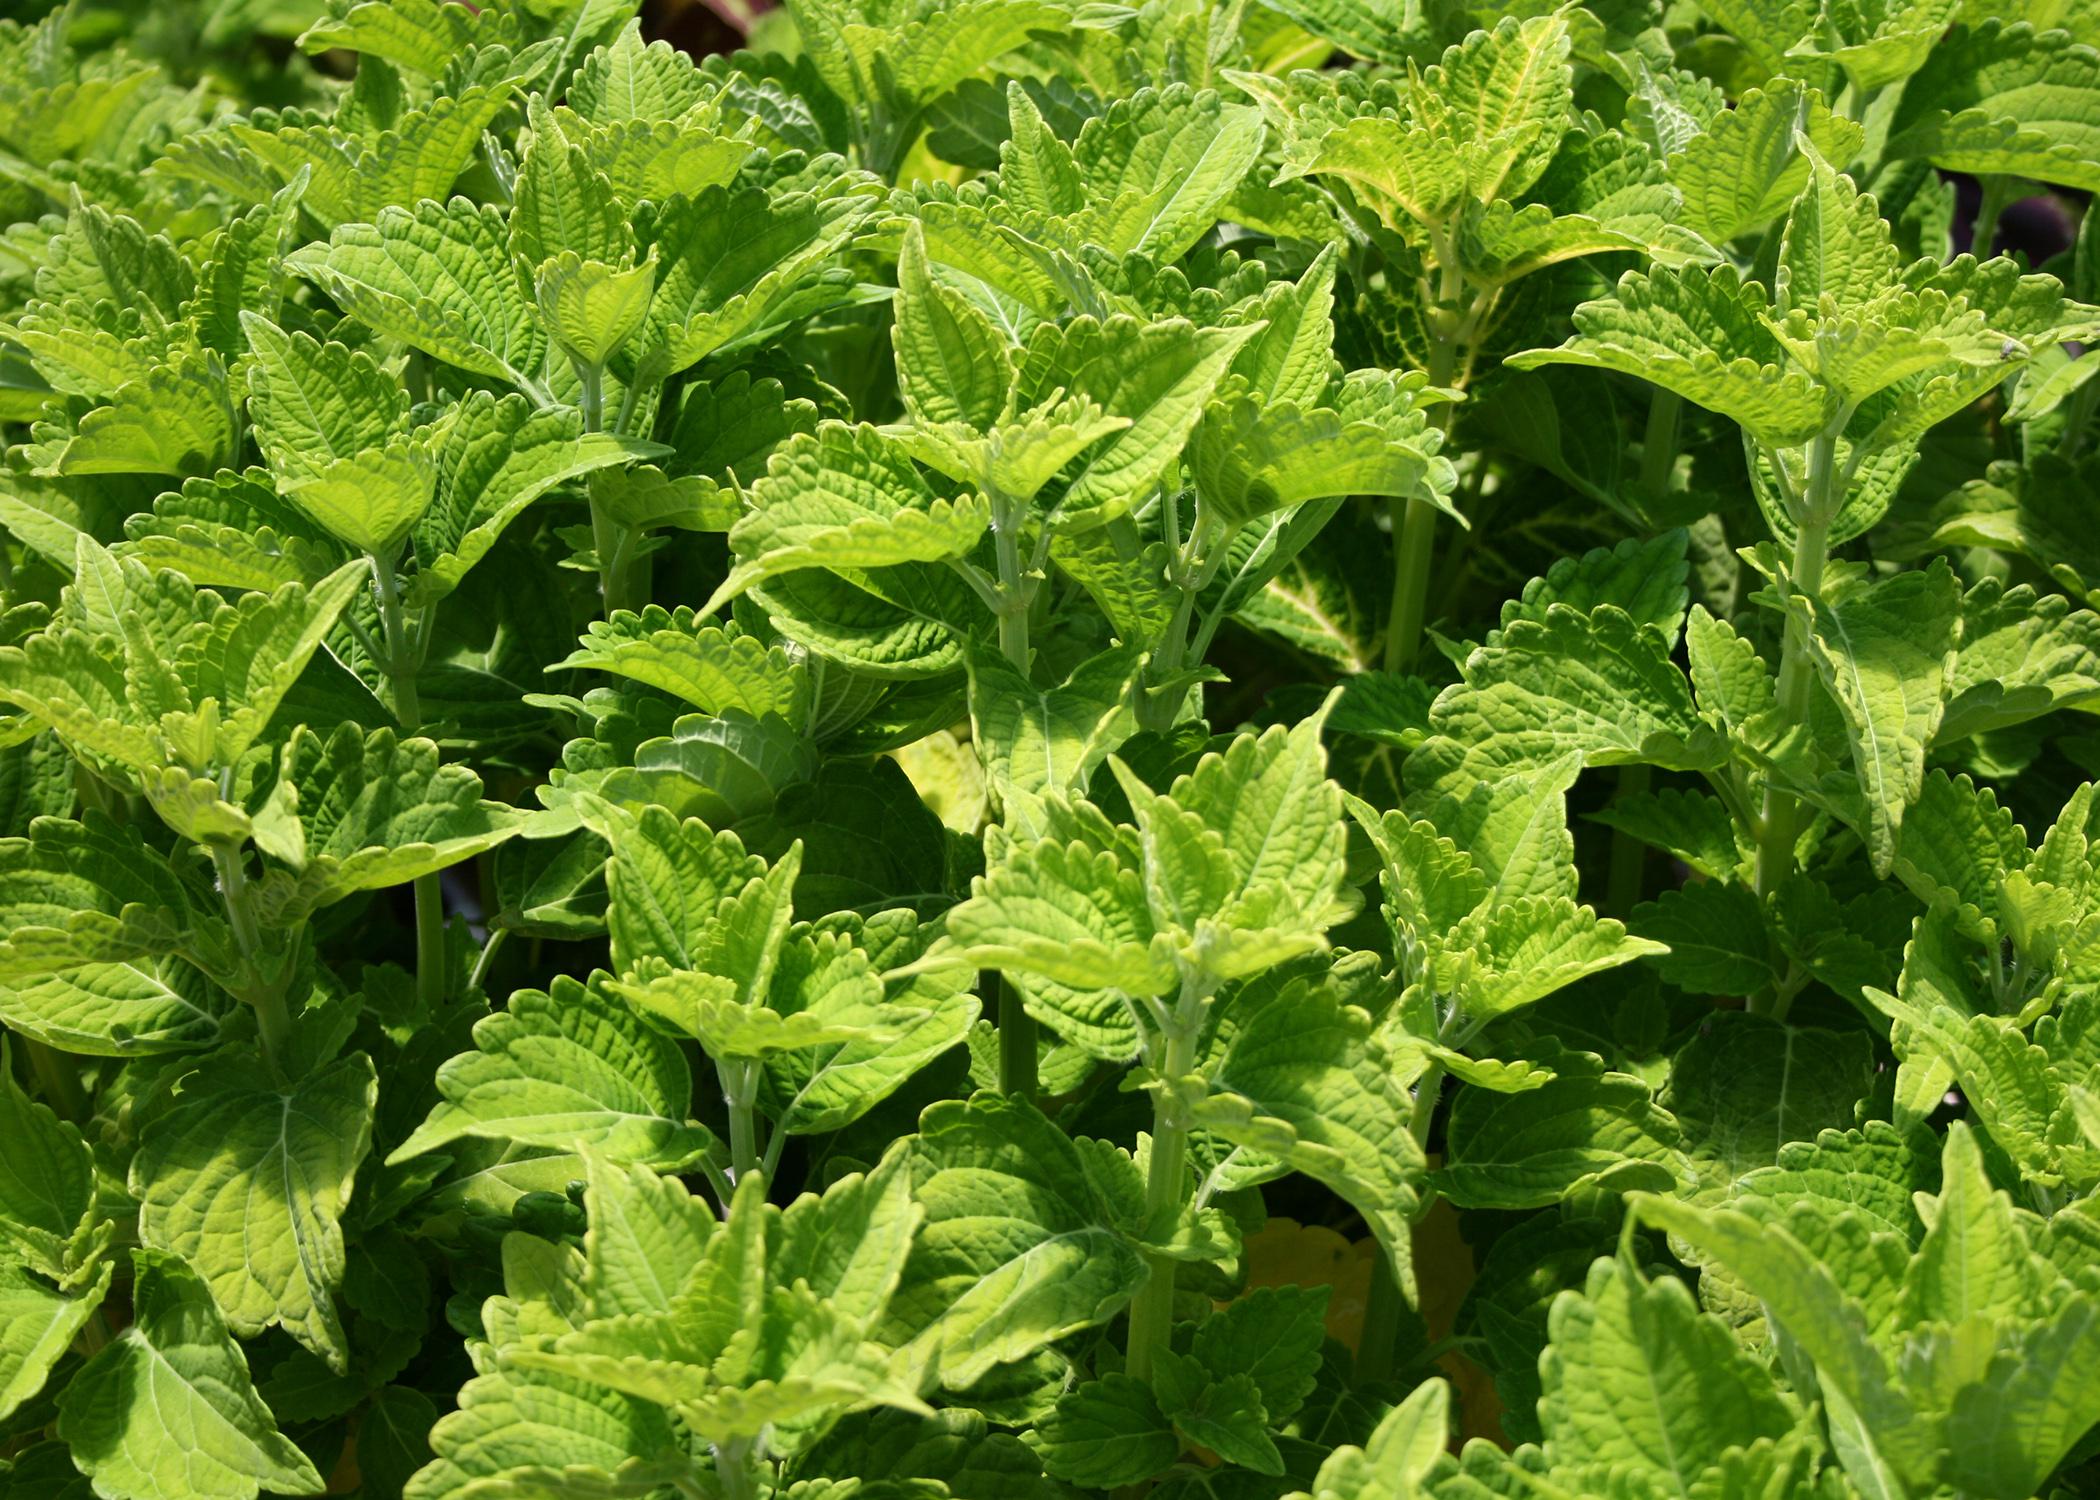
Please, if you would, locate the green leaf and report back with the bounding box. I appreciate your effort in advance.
[1669,79,1865,243]
[966,640,1140,832]
[557,610,808,725]
[1033,1374,1177,1488]
[1015,315,1257,529]
[1060,84,1267,263]
[1185,977,1423,1287]
[1509,264,1831,445]
[132,1052,377,1371]
[0,814,201,979]
[285,200,545,392]
[1797,560,1961,876]
[1663,1012,1876,1185]
[893,222,1013,432]
[1632,881,1781,998]
[389,974,717,1171]
[50,350,237,479]
[635,182,870,380]
[707,423,991,613]
[1,1258,112,1422]
[890,1092,1148,1388]
[0,1043,98,1279]
[1439,1054,1689,1209]
[409,391,662,607]
[1407,604,1715,799]
[1190,1284,1328,1426]
[1886,20,2100,192]
[1292,1377,1449,1500]
[1540,1257,1800,1488]
[55,1249,325,1500]
[407,1365,687,1500]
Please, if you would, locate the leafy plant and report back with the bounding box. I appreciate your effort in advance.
[6,0,2100,1497]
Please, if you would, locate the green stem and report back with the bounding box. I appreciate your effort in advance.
[1604,763,1653,917]
[1638,390,1682,508]
[23,1037,89,1123]
[468,927,509,994]
[989,503,1039,1098]
[1385,245,1465,673]
[997,979,1038,1098]
[212,841,294,1071]
[1125,1021,1200,1384]
[370,553,445,1012]
[1972,175,2016,259]
[1750,433,1839,918]
[714,1440,758,1500]
[721,1060,762,1185]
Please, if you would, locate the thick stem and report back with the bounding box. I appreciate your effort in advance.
[990,504,1039,1098]
[213,841,293,1070]
[1604,763,1653,917]
[1384,497,1443,673]
[1124,1022,1200,1384]
[1971,175,2016,259]
[371,554,445,1011]
[992,514,1032,674]
[1385,248,1465,673]
[997,979,1038,1098]
[23,1037,89,1123]
[1638,390,1682,507]
[722,1060,762,1184]
[713,1440,758,1500]
[1750,434,1839,915]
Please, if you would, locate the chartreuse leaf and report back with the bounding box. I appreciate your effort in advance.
[285,200,546,394]
[0,815,203,980]
[408,391,663,608]
[48,350,237,480]
[389,973,717,1171]
[248,724,523,922]
[1795,561,1960,876]
[1287,1377,1448,1500]
[1886,18,2100,192]
[504,1161,924,1460]
[965,639,1140,833]
[1539,1257,1804,1493]
[888,1092,1148,1389]
[1439,1051,1689,1209]
[55,1249,325,1500]
[557,610,809,726]
[1509,263,1832,444]
[132,1052,377,1372]
[0,1041,100,1281]
[705,423,991,614]
[1669,78,1865,244]
[1406,604,1716,800]
[1,1258,113,1423]
[1182,975,1423,1287]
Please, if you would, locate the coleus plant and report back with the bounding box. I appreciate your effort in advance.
[4,0,2100,1497]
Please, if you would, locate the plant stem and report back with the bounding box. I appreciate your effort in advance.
[1750,432,1839,916]
[721,1060,762,1185]
[370,553,447,1012]
[1971,175,2016,259]
[1604,763,1653,917]
[1124,1020,1199,1384]
[212,841,294,1070]
[23,1037,88,1123]
[997,979,1038,1098]
[714,1439,757,1500]
[990,501,1040,1097]
[1385,245,1466,673]
[1638,390,1682,508]
[468,927,508,993]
